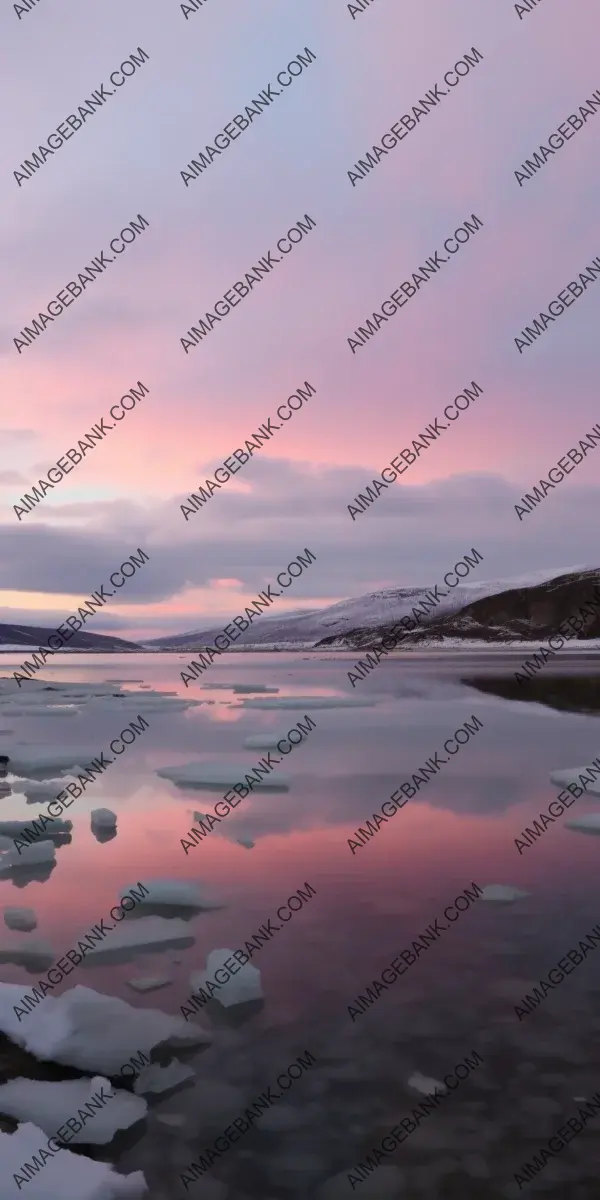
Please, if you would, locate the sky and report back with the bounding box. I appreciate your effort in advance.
[0,0,599,641]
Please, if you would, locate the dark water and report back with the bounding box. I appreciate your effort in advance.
[2,652,600,1198]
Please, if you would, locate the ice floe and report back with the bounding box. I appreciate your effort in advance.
[92,694,201,713]
[565,814,600,835]
[0,839,56,876]
[0,1121,148,1198]
[118,878,222,915]
[133,1060,195,1095]
[190,948,263,1008]
[126,975,173,994]
[0,938,55,972]
[4,907,37,932]
[408,1071,447,1095]
[157,760,289,790]
[240,695,377,709]
[242,733,288,749]
[11,777,76,803]
[0,817,72,839]
[6,706,78,717]
[232,685,279,694]
[0,984,211,1074]
[550,765,600,796]
[0,1075,147,1144]
[92,824,117,844]
[79,916,196,965]
[91,808,117,830]
[480,884,529,903]
[6,746,98,777]
[202,683,278,692]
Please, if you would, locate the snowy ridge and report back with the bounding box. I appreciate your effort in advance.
[149,564,591,650]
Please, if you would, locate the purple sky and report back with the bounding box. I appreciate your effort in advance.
[0,0,598,638]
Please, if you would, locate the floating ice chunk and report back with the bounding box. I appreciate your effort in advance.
[80,916,196,965]
[201,683,278,692]
[0,817,72,838]
[550,766,600,796]
[157,760,289,790]
[236,837,255,849]
[565,814,600,835]
[7,706,78,716]
[0,1121,148,1199]
[133,1060,195,1095]
[480,884,529,903]
[6,746,98,777]
[91,808,117,829]
[4,907,37,932]
[118,879,222,914]
[0,839,56,875]
[190,948,263,1008]
[243,733,288,750]
[126,976,173,994]
[0,1075,147,1144]
[408,1071,447,1096]
[11,777,75,802]
[232,685,280,694]
[0,938,54,972]
[99,699,200,713]
[240,696,377,709]
[0,983,211,1074]
[93,825,117,844]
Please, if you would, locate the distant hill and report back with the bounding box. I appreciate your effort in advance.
[0,623,142,653]
[315,569,600,649]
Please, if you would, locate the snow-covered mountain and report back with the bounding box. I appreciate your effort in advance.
[146,565,591,650]
[318,567,600,650]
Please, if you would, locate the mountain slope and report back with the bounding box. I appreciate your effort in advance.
[316,569,600,649]
[0,623,142,652]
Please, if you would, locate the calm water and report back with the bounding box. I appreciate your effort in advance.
[2,651,600,1199]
